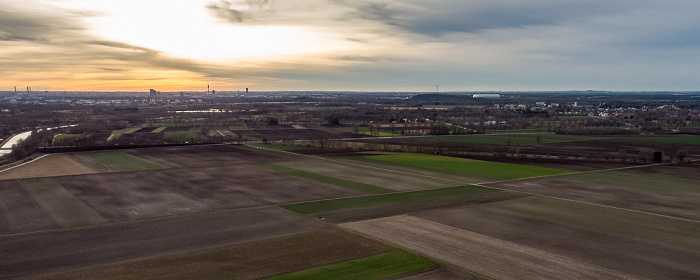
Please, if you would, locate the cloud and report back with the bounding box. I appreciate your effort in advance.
[206,1,248,22]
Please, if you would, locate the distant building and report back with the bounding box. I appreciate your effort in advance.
[150,89,157,97]
[473,94,500,99]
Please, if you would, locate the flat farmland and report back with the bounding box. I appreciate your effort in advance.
[53,164,365,221]
[420,133,602,146]
[412,199,700,279]
[27,227,391,280]
[342,215,644,280]
[0,180,58,235]
[0,207,327,279]
[126,144,284,168]
[365,153,572,180]
[272,158,469,191]
[485,169,700,220]
[0,154,98,181]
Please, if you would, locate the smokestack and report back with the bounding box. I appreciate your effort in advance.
[14,86,17,95]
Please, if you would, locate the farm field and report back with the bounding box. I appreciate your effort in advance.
[271,158,473,191]
[2,143,699,279]
[125,144,283,168]
[281,185,500,215]
[52,164,365,221]
[627,136,700,145]
[421,133,602,146]
[485,168,700,220]
[342,215,644,280]
[0,154,98,180]
[27,227,391,280]
[253,163,393,194]
[365,153,572,180]
[0,207,327,279]
[82,150,166,172]
[267,249,434,280]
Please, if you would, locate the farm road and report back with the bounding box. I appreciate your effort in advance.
[0,207,326,279]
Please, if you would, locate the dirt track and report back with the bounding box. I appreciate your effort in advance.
[0,207,326,279]
[342,215,644,280]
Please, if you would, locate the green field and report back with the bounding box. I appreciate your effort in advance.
[560,170,700,195]
[83,151,166,172]
[249,143,310,151]
[281,185,499,214]
[627,136,700,145]
[365,154,572,180]
[266,249,435,280]
[253,163,392,194]
[164,131,199,141]
[421,133,601,146]
[229,124,248,131]
[355,127,397,137]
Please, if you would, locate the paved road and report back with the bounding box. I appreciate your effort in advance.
[0,207,325,279]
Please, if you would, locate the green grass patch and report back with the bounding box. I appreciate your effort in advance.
[281,185,499,214]
[626,136,700,145]
[421,133,601,146]
[266,249,435,280]
[355,127,397,137]
[366,153,572,180]
[164,131,199,140]
[248,143,310,151]
[253,163,392,194]
[82,150,166,172]
[229,124,248,131]
[151,127,167,133]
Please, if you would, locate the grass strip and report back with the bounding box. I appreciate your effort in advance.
[83,150,166,172]
[151,126,167,133]
[229,125,248,131]
[253,163,392,194]
[281,185,499,214]
[266,249,435,280]
[366,153,572,180]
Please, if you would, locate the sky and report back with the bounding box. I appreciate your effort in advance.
[1,0,700,92]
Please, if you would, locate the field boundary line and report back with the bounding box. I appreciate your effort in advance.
[473,182,700,224]
[250,145,700,223]
[247,144,472,185]
[0,204,277,238]
[0,154,49,174]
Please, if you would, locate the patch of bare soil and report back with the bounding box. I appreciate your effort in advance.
[0,154,99,181]
[342,215,643,280]
[415,205,700,280]
[623,163,700,180]
[53,164,364,221]
[125,144,282,168]
[0,180,59,235]
[485,178,700,220]
[29,227,390,280]
[1,207,327,279]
